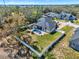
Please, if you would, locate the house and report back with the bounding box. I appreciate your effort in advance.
[59,12,76,20]
[69,28,79,51]
[33,15,57,33]
[44,12,59,18]
[59,12,67,20]
[43,12,77,20]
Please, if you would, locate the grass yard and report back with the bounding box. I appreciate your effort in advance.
[61,26,73,33]
[52,26,79,59]
[31,32,62,52]
[73,20,79,25]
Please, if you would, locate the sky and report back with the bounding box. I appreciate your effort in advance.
[0,0,79,5]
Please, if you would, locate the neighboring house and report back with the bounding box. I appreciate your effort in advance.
[69,28,79,51]
[43,12,77,20]
[59,12,76,20]
[33,15,57,33]
[31,12,76,33]
[44,12,59,18]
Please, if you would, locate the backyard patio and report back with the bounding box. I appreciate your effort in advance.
[17,30,62,52]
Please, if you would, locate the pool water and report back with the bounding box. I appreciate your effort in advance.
[33,29,42,34]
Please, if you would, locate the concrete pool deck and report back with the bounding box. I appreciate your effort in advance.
[31,29,47,36]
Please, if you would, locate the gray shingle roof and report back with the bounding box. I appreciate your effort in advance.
[45,12,59,18]
[71,28,79,40]
[36,15,57,33]
[70,28,79,51]
[60,12,76,20]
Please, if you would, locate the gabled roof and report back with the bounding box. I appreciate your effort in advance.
[37,15,56,32]
[69,28,79,51]
[45,16,56,31]
[42,12,59,18]
[71,28,79,41]
[45,12,59,17]
[60,12,76,20]
[72,38,79,45]
[37,17,46,26]
[37,15,56,25]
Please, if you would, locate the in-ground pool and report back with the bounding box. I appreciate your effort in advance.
[33,29,41,34]
[32,29,46,35]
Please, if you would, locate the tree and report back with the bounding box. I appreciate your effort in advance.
[43,7,52,13]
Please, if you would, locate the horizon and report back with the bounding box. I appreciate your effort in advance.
[0,0,79,5]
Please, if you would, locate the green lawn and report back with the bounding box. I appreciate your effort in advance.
[60,26,79,59]
[73,20,79,25]
[61,26,73,33]
[31,32,62,52]
[52,26,79,59]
